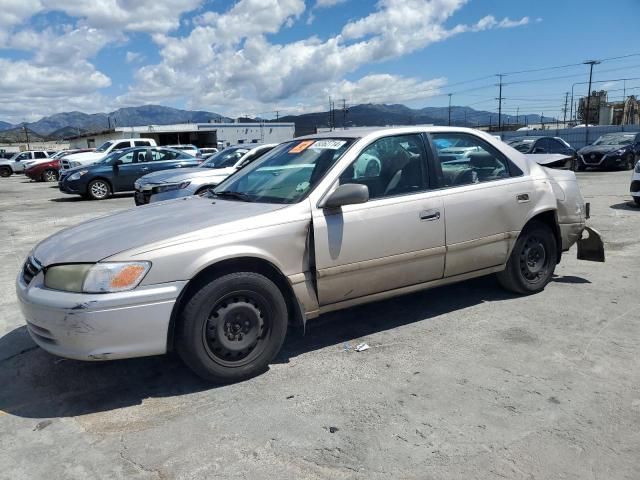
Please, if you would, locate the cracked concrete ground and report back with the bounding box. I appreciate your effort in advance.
[1,171,639,479]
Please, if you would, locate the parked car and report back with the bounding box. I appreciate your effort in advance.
[133,144,276,205]
[576,132,640,170]
[166,144,201,158]
[24,149,97,182]
[505,136,577,169]
[60,138,157,172]
[0,150,51,177]
[58,147,200,200]
[631,160,640,206]
[17,127,604,382]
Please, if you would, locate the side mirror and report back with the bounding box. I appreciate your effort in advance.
[113,159,123,167]
[532,147,546,154]
[323,183,369,209]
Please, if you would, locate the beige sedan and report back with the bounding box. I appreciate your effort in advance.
[17,127,603,382]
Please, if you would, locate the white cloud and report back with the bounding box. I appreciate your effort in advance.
[0,0,534,122]
[315,0,348,7]
[125,51,144,64]
[0,58,111,123]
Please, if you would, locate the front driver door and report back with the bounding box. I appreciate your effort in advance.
[312,134,446,306]
[112,149,143,191]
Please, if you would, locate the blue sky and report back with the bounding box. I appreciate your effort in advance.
[0,0,639,123]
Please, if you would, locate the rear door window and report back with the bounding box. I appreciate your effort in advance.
[430,133,520,187]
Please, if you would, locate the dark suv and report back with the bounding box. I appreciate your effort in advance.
[59,147,201,200]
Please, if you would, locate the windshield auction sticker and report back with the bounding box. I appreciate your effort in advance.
[310,140,347,150]
[289,140,315,154]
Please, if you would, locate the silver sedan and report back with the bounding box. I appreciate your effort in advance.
[133,144,276,205]
[17,126,604,383]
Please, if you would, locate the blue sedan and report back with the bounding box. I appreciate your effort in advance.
[58,147,201,200]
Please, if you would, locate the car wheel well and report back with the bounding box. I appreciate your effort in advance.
[166,257,303,352]
[523,210,562,263]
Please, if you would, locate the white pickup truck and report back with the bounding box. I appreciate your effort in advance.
[60,138,157,172]
[0,151,52,177]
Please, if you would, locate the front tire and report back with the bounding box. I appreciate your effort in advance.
[0,166,11,177]
[497,221,557,295]
[177,272,289,383]
[624,153,635,170]
[87,179,111,200]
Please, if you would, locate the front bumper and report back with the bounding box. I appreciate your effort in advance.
[580,153,627,169]
[58,178,84,195]
[16,272,187,361]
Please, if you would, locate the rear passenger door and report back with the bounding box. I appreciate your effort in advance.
[112,149,143,191]
[429,132,534,277]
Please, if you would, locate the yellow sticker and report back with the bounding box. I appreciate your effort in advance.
[289,140,315,154]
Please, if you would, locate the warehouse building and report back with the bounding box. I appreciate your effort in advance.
[66,122,295,149]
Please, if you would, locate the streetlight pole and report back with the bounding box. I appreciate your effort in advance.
[447,93,452,126]
[497,74,504,132]
[583,60,601,145]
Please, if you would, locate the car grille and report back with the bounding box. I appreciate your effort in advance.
[61,159,71,170]
[22,256,43,285]
[583,152,604,164]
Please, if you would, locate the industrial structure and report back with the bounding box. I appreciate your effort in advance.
[578,90,640,126]
[66,122,295,150]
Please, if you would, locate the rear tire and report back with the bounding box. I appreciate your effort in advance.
[0,166,11,177]
[177,272,289,383]
[42,169,58,182]
[634,197,640,207]
[497,221,557,295]
[87,179,111,200]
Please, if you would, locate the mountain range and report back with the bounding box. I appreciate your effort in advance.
[0,103,556,142]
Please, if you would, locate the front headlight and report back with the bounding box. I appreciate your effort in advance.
[68,169,88,181]
[71,161,81,168]
[154,181,190,193]
[44,262,150,293]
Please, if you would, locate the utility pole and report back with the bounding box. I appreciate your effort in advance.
[584,59,600,145]
[23,125,30,150]
[540,112,544,130]
[563,92,569,127]
[516,106,519,126]
[342,99,348,130]
[497,74,504,132]
[328,97,332,130]
[275,110,279,121]
[447,93,452,126]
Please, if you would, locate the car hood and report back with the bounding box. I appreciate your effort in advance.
[525,153,572,166]
[139,166,236,184]
[32,197,287,265]
[578,145,625,154]
[63,151,105,163]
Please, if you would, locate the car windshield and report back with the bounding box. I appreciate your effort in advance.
[505,138,535,152]
[593,134,635,146]
[95,141,113,153]
[200,148,249,169]
[213,138,355,204]
[97,150,124,164]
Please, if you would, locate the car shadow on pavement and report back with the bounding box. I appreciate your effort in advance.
[276,276,516,363]
[0,277,516,419]
[552,275,591,284]
[610,201,639,211]
[50,193,134,202]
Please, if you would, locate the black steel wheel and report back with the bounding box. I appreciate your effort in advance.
[87,179,111,200]
[42,169,58,182]
[0,166,11,177]
[497,220,557,294]
[177,272,288,383]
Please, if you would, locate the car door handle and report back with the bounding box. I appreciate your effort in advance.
[516,193,530,203]
[141,167,149,171]
[419,209,440,221]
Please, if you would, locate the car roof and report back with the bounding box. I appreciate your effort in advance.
[296,126,497,141]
